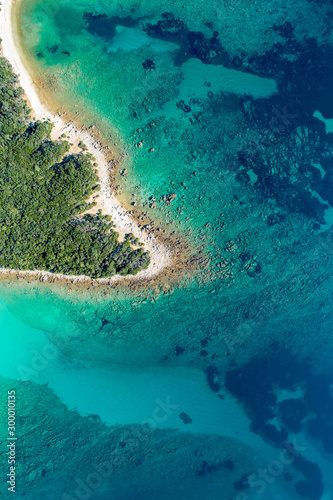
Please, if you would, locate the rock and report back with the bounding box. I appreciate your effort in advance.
[179,412,192,424]
[47,45,59,54]
[142,59,156,70]
[176,100,191,113]
[166,193,177,204]
[100,318,110,327]
[144,12,185,37]
[175,345,185,356]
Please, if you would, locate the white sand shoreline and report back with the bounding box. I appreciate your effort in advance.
[0,0,172,284]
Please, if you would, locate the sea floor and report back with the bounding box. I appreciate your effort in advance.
[1,0,333,498]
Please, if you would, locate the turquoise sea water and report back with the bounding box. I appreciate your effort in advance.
[1,0,333,498]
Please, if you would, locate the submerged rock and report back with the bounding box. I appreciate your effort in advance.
[47,45,59,54]
[83,11,107,23]
[175,345,185,356]
[176,100,191,113]
[179,412,192,424]
[142,59,156,70]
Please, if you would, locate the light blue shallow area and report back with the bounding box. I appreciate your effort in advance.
[0,298,264,446]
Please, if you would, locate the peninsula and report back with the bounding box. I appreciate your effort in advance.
[0,0,172,282]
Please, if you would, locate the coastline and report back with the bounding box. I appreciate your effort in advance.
[0,0,173,284]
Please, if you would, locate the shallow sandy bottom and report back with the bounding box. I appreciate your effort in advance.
[0,297,264,445]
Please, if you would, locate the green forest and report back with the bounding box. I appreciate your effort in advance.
[0,57,150,278]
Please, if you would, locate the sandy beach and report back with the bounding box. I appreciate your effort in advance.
[0,0,172,283]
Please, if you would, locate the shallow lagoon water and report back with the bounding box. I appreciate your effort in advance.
[2,0,333,498]
[3,307,333,500]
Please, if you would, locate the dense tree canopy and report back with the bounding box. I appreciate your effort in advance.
[0,57,150,278]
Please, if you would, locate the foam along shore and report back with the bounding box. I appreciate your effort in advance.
[0,0,172,283]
